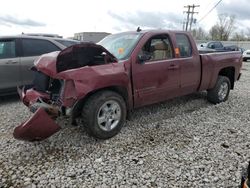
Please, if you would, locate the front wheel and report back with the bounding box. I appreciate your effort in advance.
[81,91,126,139]
[207,76,231,104]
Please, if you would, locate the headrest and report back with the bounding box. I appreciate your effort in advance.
[153,41,168,50]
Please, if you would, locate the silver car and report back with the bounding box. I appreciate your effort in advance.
[243,49,250,62]
[0,35,79,95]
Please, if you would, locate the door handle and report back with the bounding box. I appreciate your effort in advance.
[168,64,179,70]
[5,60,18,65]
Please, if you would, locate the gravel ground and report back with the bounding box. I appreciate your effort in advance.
[0,63,250,188]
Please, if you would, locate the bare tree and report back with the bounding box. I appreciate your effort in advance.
[209,14,236,41]
[191,27,209,40]
[231,30,246,41]
[246,28,250,41]
[209,25,220,40]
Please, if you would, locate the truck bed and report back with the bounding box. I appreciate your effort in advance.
[198,51,242,91]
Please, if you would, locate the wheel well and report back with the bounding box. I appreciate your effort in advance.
[218,67,235,89]
[71,86,129,120]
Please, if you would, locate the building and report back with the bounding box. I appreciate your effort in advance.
[74,32,110,43]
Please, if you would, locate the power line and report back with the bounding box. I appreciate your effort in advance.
[198,0,223,23]
[183,4,200,31]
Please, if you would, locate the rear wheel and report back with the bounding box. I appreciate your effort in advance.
[81,91,126,139]
[207,76,231,104]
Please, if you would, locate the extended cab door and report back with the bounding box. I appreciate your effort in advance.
[132,34,181,107]
[0,38,21,92]
[174,33,201,95]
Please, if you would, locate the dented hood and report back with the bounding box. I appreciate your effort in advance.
[35,42,117,77]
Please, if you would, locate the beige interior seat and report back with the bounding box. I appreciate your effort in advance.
[153,42,169,60]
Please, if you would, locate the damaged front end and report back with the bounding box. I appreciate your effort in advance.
[14,43,118,141]
[14,72,64,141]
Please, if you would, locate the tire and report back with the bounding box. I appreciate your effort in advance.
[81,90,126,139]
[207,76,231,104]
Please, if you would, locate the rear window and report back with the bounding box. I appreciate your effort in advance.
[21,38,60,57]
[176,34,192,57]
[55,40,79,47]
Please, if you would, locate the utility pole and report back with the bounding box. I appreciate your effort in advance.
[183,4,199,31]
[184,5,191,31]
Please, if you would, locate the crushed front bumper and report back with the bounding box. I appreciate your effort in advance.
[14,108,61,141]
[14,87,61,141]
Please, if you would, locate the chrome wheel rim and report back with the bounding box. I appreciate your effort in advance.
[218,82,229,101]
[97,100,121,131]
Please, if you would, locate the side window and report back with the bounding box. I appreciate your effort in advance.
[22,39,60,57]
[140,35,173,62]
[215,42,223,49]
[207,42,214,48]
[0,40,16,59]
[176,34,192,58]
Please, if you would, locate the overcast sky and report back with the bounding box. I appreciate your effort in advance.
[0,0,249,38]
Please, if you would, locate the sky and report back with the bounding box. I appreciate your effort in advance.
[0,0,250,38]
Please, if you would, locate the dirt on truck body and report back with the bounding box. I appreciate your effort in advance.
[14,30,242,141]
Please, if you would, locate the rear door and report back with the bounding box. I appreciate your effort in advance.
[20,38,61,86]
[175,33,201,95]
[0,38,21,92]
[132,34,181,107]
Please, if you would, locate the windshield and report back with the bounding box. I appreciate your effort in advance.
[98,33,142,60]
[55,40,80,47]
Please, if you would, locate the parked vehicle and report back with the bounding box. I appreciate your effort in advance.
[0,35,79,96]
[243,50,250,61]
[224,45,244,52]
[14,30,242,141]
[199,41,224,51]
[198,41,242,53]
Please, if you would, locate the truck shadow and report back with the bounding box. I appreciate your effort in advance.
[51,91,210,146]
[52,91,210,144]
[129,91,209,123]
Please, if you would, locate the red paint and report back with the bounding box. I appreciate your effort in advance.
[18,87,50,106]
[13,108,61,141]
[35,51,59,76]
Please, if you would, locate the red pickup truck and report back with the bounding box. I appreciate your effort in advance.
[14,30,242,141]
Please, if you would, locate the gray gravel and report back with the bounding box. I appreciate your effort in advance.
[0,63,250,188]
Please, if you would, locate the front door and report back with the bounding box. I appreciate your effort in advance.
[132,34,181,107]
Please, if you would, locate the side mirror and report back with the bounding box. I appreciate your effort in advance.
[138,54,151,64]
[211,44,215,49]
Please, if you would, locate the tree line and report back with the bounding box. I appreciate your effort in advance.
[192,13,250,41]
